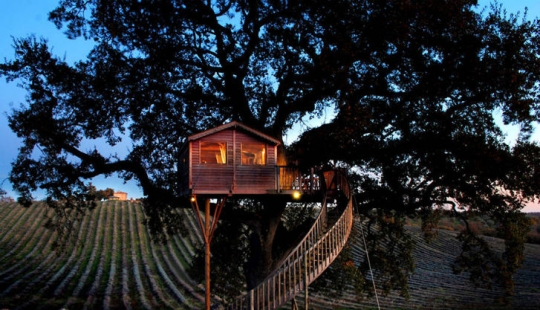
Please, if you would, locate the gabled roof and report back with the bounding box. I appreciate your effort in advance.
[188,121,281,145]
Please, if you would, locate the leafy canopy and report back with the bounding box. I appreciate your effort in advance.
[2,0,540,303]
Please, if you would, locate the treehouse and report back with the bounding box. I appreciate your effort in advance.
[178,122,351,310]
[179,121,320,197]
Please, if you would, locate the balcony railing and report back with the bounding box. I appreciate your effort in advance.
[276,167,321,192]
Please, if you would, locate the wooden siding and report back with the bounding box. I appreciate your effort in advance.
[191,165,235,193]
[235,166,276,194]
[186,127,280,195]
[179,122,321,197]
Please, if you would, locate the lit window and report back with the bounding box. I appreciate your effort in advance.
[242,143,266,165]
[201,142,227,164]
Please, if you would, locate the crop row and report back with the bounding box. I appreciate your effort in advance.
[303,223,540,310]
[0,201,206,310]
[1,201,540,309]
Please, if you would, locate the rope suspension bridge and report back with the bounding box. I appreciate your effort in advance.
[225,169,355,310]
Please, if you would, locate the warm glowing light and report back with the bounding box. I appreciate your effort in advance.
[292,191,301,200]
[190,196,196,202]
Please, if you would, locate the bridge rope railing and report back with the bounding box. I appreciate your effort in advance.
[228,169,354,310]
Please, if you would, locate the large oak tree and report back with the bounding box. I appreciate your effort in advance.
[2,0,540,304]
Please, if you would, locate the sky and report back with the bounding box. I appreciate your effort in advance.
[1,0,540,210]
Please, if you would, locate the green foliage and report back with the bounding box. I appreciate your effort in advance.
[525,215,540,244]
[87,185,115,201]
[188,198,315,301]
[290,0,540,297]
[280,202,318,231]
[498,212,531,298]
[452,231,501,290]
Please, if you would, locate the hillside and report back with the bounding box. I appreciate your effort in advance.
[0,201,539,309]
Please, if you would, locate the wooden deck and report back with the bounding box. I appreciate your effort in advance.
[188,166,325,199]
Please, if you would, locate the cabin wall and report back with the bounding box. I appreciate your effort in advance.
[233,131,277,165]
[235,166,276,192]
[234,131,276,193]
[188,128,279,195]
[190,129,233,193]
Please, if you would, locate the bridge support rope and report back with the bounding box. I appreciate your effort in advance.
[355,196,381,310]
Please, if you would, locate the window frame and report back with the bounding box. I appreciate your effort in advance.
[241,142,267,165]
[200,141,227,164]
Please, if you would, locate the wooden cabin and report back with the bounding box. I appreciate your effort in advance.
[179,121,321,197]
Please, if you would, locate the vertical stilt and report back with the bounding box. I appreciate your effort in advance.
[191,196,227,310]
[291,297,298,310]
[205,198,211,310]
[250,289,254,310]
[304,254,309,310]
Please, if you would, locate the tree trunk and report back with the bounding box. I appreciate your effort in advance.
[261,206,284,275]
[244,197,288,289]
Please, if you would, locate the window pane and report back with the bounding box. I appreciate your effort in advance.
[201,142,227,164]
[242,143,266,165]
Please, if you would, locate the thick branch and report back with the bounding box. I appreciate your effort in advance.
[61,144,153,196]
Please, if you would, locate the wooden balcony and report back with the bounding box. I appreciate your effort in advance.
[275,166,322,194]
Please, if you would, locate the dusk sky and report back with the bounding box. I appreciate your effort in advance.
[1,0,540,210]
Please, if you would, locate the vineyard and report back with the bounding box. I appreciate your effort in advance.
[0,201,539,309]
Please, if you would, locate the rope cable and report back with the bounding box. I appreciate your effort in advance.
[354,196,380,310]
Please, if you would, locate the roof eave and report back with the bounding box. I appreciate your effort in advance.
[187,121,281,145]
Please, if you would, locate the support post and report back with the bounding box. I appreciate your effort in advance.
[310,167,314,192]
[304,254,309,309]
[291,297,298,310]
[190,196,227,310]
[205,198,211,310]
[250,289,254,310]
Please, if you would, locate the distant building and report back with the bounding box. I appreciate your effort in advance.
[110,191,128,201]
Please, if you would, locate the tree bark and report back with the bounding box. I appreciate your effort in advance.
[259,198,288,280]
[243,197,288,289]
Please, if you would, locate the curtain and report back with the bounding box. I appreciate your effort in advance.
[218,143,227,164]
